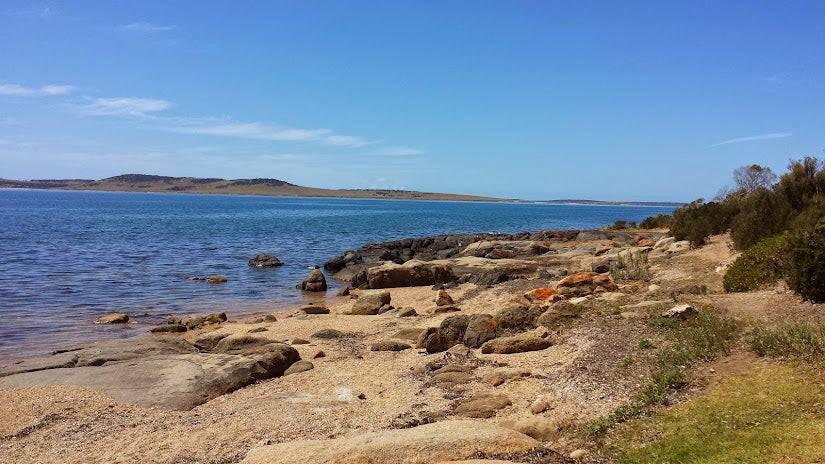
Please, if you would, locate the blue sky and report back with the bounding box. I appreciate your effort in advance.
[1,1,824,201]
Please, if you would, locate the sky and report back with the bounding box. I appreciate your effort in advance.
[1,1,824,202]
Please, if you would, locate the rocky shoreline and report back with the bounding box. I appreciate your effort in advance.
[0,227,701,463]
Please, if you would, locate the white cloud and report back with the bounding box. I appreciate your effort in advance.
[323,135,373,147]
[174,122,332,141]
[711,132,792,147]
[118,22,177,33]
[0,83,74,96]
[381,146,424,156]
[85,97,172,116]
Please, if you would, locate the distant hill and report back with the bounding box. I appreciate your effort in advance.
[0,174,508,202]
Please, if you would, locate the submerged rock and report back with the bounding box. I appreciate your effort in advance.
[248,253,283,267]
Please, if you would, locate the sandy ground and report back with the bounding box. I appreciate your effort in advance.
[3,233,823,464]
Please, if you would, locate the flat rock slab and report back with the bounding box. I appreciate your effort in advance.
[241,420,537,464]
[0,353,267,411]
[370,340,412,351]
[455,394,513,418]
[480,336,552,354]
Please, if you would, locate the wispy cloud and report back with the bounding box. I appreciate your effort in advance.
[84,97,172,117]
[0,83,74,97]
[118,22,177,33]
[711,132,792,147]
[381,146,424,156]
[323,135,373,147]
[174,122,332,141]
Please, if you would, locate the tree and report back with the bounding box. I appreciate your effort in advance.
[733,164,777,194]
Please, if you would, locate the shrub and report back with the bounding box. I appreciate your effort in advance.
[610,250,650,281]
[730,188,793,249]
[723,233,789,292]
[749,322,825,359]
[785,218,825,302]
[670,200,735,247]
[639,213,673,229]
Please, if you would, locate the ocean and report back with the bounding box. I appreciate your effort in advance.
[0,189,676,361]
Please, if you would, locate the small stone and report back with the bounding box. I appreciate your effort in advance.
[300,305,330,315]
[291,338,310,345]
[433,305,461,314]
[283,360,314,376]
[313,350,326,359]
[93,313,129,324]
[397,307,418,317]
[311,329,344,339]
[150,324,187,333]
[435,289,455,306]
[370,340,412,352]
[529,395,554,414]
[569,449,588,459]
[662,303,699,319]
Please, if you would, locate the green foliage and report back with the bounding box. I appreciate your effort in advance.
[638,338,655,349]
[749,322,825,360]
[723,233,789,292]
[670,199,735,247]
[730,188,793,249]
[588,311,740,437]
[609,250,650,281]
[639,213,673,229]
[785,220,825,303]
[607,220,638,230]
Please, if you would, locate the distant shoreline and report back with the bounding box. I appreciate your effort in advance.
[0,174,685,206]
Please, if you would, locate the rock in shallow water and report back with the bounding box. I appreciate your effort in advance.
[248,253,283,267]
[298,269,327,292]
[93,313,129,324]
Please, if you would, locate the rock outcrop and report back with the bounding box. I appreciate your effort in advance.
[353,260,455,289]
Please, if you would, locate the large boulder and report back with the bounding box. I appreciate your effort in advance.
[358,260,455,289]
[298,269,327,292]
[463,314,497,348]
[240,420,538,464]
[421,314,470,353]
[536,300,582,329]
[248,253,283,267]
[493,304,546,334]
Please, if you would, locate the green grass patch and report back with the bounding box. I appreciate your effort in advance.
[609,363,825,463]
[587,311,739,437]
[749,322,825,360]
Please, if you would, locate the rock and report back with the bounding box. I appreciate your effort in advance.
[462,314,497,348]
[93,313,129,324]
[313,350,326,359]
[378,304,394,314]
[653,236,676,250]
[667,240,690,253]
[502,417,560,441]
[432,371,474,386]
[150,324,187,333]
[484,367,531,386]
[523,287,560,303]
[0,336,299,410]
[433,364,472,375]
[240,420,538,464]
[536,300,582,329]
[291,338,310,345]
[336,286,351,296]
[493,305,545,334]
[311,329,345,339]
[213,334,273,353]
[435,289,455,306]
[557,271,598,288]
[556,271,618,295]
[433,305,461,314]
[446,344,472,356]
[298,269,327,292]
[620,311,639,320]
[248,327,268,333]
[662,303,699,319]
[480,336,552,354]
[455,393,512,418]
[300,304,330,315]
[205,275,227,283]
[485,248,517,259]
[248,253,283,267]
[569,296,589,305]
[0,336,196,377]
[361,260,455,289]
[247,314,277,324]
[194,332,230,350]
[529,395,554,414]
[397,307,418,317]
[392,327,426,341]
[351,292,391,315]
[569,449,588,459]
[370,340,412,351]
[283,360,314,376]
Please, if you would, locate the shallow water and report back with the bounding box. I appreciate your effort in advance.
[0,189,675,361]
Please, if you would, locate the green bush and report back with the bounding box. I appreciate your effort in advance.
[730,188,793,249]
[670,200,735,247]
[723,233,789,292]
[639,213,673,229]
[785,218,825,302]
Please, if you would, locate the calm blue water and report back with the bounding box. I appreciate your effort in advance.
[0,189,675,361]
